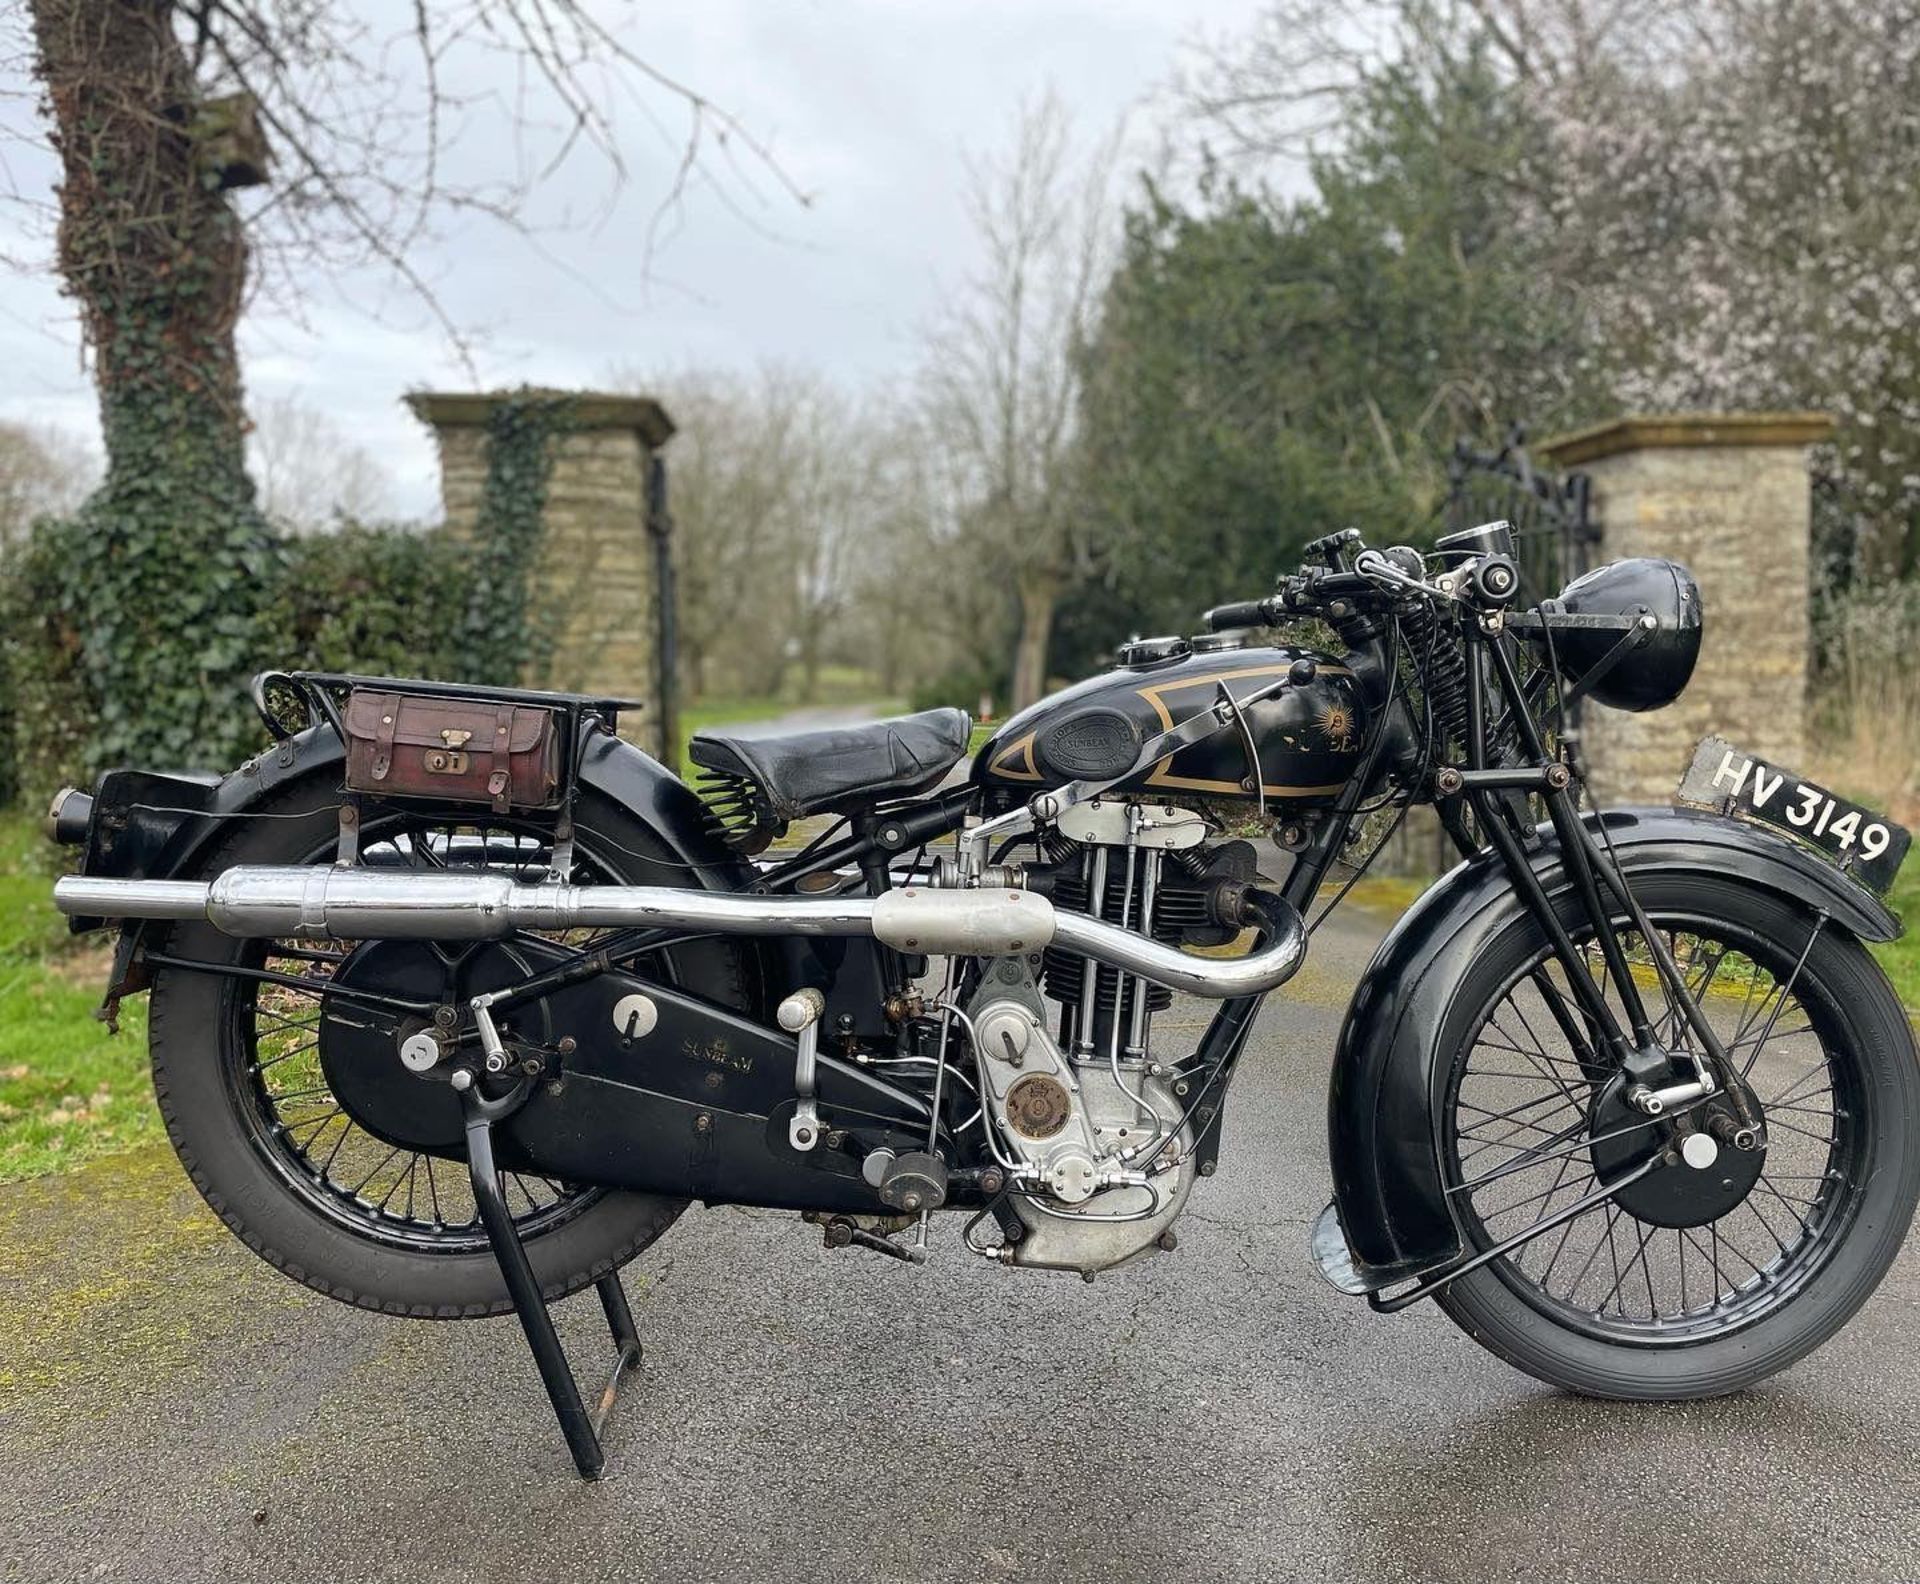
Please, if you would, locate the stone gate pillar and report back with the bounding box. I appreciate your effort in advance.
[406,390,677,763]
[1539,412,1831,806]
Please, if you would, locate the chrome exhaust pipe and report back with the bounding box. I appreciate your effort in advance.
[1053,888,1306,1000]
[53,868,1307,999]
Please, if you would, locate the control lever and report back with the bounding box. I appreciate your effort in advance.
[1305,526,1363,568]
[818,1217,930,1264]
[779,988,827,1151]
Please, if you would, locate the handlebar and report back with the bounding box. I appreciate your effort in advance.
[1202,597,1281,632]
[1206,538,1488,632]
[1203,567,1393,631]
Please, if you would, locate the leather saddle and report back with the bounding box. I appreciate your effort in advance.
[688,708,973,825]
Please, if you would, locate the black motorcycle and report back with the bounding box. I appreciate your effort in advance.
[48,520,1920,1478]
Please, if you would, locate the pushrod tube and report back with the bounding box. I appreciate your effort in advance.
[1150,726,1386,1174]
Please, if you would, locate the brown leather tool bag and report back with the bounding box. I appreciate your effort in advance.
[343,689,562,812]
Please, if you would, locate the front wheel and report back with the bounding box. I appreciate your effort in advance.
[1433,871,1920,1398]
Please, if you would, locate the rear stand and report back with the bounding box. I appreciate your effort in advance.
[458,1077,641,1480]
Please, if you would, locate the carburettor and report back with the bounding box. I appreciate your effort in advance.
[966,954,1192,1274]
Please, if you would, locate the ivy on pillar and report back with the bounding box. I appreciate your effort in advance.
[406,389,679,764]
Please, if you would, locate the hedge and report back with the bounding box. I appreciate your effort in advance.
[1,390,569,812]
[1,518,459,808]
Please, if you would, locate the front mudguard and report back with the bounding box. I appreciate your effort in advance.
[1326,805,1901,1291]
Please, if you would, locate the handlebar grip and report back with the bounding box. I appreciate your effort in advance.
[1203,598,1277,631]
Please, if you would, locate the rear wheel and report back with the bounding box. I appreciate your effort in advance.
[1433,872,1920,1398]
[149,774,759,1317]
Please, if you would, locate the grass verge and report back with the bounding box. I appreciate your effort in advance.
[0,810,157,1183]
[1869,862,1920,1010]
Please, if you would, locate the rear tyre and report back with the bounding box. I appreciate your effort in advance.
[1432,872,1920,1398]
[148,773,759,1318]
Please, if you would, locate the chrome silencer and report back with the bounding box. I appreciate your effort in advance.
[53,868,1307,999]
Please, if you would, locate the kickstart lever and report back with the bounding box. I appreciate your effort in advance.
[779,988,828,1151]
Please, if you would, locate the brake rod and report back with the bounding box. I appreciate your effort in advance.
[141,951,438,1016]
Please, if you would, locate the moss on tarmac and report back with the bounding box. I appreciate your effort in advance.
[0,1142,299,1413]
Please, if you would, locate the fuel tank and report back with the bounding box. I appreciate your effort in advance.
[974,634,1367,807]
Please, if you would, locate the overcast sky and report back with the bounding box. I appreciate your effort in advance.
[0,1,1276,518]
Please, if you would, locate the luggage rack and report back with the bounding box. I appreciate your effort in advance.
[250,669,657,869]
[252,669,648,752]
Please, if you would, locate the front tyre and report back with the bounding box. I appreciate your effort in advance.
[1433,872,1920,1398]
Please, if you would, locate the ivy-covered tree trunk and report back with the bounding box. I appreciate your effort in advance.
[29,0,278,776]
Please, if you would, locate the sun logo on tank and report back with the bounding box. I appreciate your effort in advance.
[1316,701,1355,752]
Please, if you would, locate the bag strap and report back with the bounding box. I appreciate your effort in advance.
[488,704,514,812]
[371,700,398,782]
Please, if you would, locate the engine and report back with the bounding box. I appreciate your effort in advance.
[964,797,1252,1274]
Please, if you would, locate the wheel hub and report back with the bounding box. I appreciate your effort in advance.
[1588,1071,1768,1229]
[317,936,566,1152]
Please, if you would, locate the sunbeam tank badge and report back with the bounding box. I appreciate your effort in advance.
[1316,701,1357,753]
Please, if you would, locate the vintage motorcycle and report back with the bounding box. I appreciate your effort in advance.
[48,520,1920,1478]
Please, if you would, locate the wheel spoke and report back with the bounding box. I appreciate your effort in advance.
[1457,1090,1586,1147]
[1533,1188,1588,1288]
[233,811,626,1256]
[1489,1008,1583,1109]
[1561,1206,1619,1303]
[1757,1112,1836,1146]
[1765,1065,1832,1107]
[1447,903,1857,1340]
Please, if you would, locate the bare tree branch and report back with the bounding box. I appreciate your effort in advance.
[9,0,810,360]
[918,88,1125,707]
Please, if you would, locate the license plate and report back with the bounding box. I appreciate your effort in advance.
[1678,736,1910,893]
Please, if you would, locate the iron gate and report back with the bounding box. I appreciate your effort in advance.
[1443,424,1599,601]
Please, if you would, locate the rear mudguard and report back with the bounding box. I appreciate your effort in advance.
[82,730,931,1211]
[1327,804,1901,1291]
[76,723,759,997]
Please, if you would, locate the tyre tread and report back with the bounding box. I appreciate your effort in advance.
[145,772,749,1320]
[1433,875,1920,1398]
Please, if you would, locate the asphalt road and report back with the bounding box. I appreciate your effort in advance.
[3,903,1917,1584]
